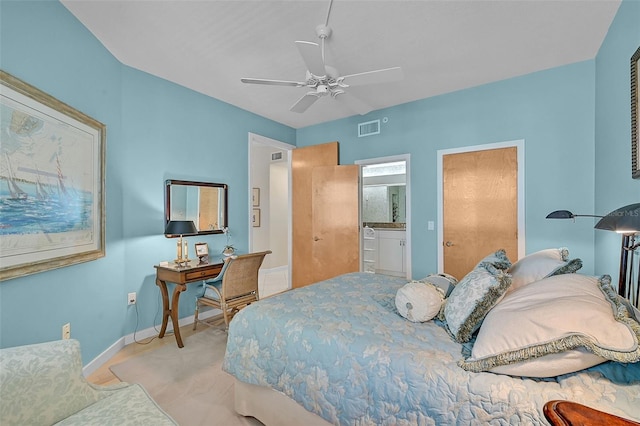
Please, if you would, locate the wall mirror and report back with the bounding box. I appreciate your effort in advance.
[165,179,228,237]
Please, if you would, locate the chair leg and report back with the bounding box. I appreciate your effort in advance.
[222,305,230,330]
[193,300,199,330]
[222,311,228,329]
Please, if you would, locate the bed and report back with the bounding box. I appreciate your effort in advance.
[223,257,640,425]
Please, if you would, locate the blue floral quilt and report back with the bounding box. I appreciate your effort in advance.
[222,272,640,425]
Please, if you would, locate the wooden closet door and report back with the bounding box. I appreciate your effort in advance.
[443,147,518,280]
[292,142,339,288]
[292,142,359,288]
[310,165,360,284]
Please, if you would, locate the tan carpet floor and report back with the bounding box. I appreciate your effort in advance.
[110,327,263,426]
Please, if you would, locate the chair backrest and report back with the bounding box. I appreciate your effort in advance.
[221,250,271,301]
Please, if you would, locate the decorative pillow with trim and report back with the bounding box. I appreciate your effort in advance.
[507,247,582,292]
[459,274,640,377]
[442,262,512,343]
[474,248,512,270]
[418,273,458,298]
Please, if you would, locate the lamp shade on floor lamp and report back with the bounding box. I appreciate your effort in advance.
[595,203,640,306]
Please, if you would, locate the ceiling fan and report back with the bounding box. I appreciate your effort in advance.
[240,0,403,115]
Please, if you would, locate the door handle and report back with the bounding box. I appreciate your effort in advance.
[445,241,454,247]
[314,236,322,241]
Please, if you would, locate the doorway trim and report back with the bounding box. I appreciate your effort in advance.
[248,133,295,289]
[355,154,412,279]
[436,139,525,272]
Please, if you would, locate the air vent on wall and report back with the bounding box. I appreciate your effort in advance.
[358,119,380,137]
[271,151,284,161]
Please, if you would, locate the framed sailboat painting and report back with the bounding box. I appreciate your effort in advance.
[0,71,106,281]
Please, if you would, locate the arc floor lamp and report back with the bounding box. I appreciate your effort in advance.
[547,203,640,307]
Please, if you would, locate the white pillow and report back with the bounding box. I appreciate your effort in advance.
[507,247,582,292]
[459,274,640,377]
[395,281,444,322]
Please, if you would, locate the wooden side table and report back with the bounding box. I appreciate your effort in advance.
[544,400,640,426]
[154,260,223,347]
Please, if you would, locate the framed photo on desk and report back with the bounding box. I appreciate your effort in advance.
[195,242,209,263]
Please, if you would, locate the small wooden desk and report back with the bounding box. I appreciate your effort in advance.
[154,260,224,347]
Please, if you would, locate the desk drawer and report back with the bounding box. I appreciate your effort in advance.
[185,267,220,281]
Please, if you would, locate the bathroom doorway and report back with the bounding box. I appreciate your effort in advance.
[355,154,411,279]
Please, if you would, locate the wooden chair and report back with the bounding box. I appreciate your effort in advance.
[193,250,271,330]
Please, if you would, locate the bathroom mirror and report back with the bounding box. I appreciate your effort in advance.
[165,179,228,237]
[361,161,406,224]
[362,184,406,223]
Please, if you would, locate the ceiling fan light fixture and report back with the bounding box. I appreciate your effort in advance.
[241,0,402,115]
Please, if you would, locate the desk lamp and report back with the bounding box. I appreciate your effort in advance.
[164,220,197,266]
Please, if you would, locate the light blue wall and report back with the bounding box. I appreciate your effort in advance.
[298,61,597,278]
[1,0,127,364]
[1,0,637,366]
[594,0,640,279]
[0,0,295,364]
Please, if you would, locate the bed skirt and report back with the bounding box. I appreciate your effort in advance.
[234,380,332,426]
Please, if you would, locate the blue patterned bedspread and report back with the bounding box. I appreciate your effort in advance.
[222,272,640,425]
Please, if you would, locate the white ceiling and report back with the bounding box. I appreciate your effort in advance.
[60,0,620,129]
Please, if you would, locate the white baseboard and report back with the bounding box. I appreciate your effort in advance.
[82,308,221,377]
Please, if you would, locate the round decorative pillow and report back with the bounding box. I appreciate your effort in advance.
[395,281,444,322]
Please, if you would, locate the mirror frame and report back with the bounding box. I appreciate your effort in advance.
[164,179,228,237]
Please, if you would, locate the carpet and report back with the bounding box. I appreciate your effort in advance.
[110,327,263,426]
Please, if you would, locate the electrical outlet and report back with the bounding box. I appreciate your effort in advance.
[62,323,71,340]
[128,292,137,305]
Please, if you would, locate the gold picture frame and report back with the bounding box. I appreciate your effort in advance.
[0,70,106,281]
[632,46,640,179]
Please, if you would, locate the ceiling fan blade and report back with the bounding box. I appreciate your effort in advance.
[241,78,305,87]
[337,92,373,115]
[290,93,320,113]
[295,41,326,77]
[341,67,404,87]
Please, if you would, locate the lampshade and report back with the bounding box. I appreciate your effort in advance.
[545,210,602,219]
[164,220,197,236]
[594,203,640,234]
[546,210,575,219]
